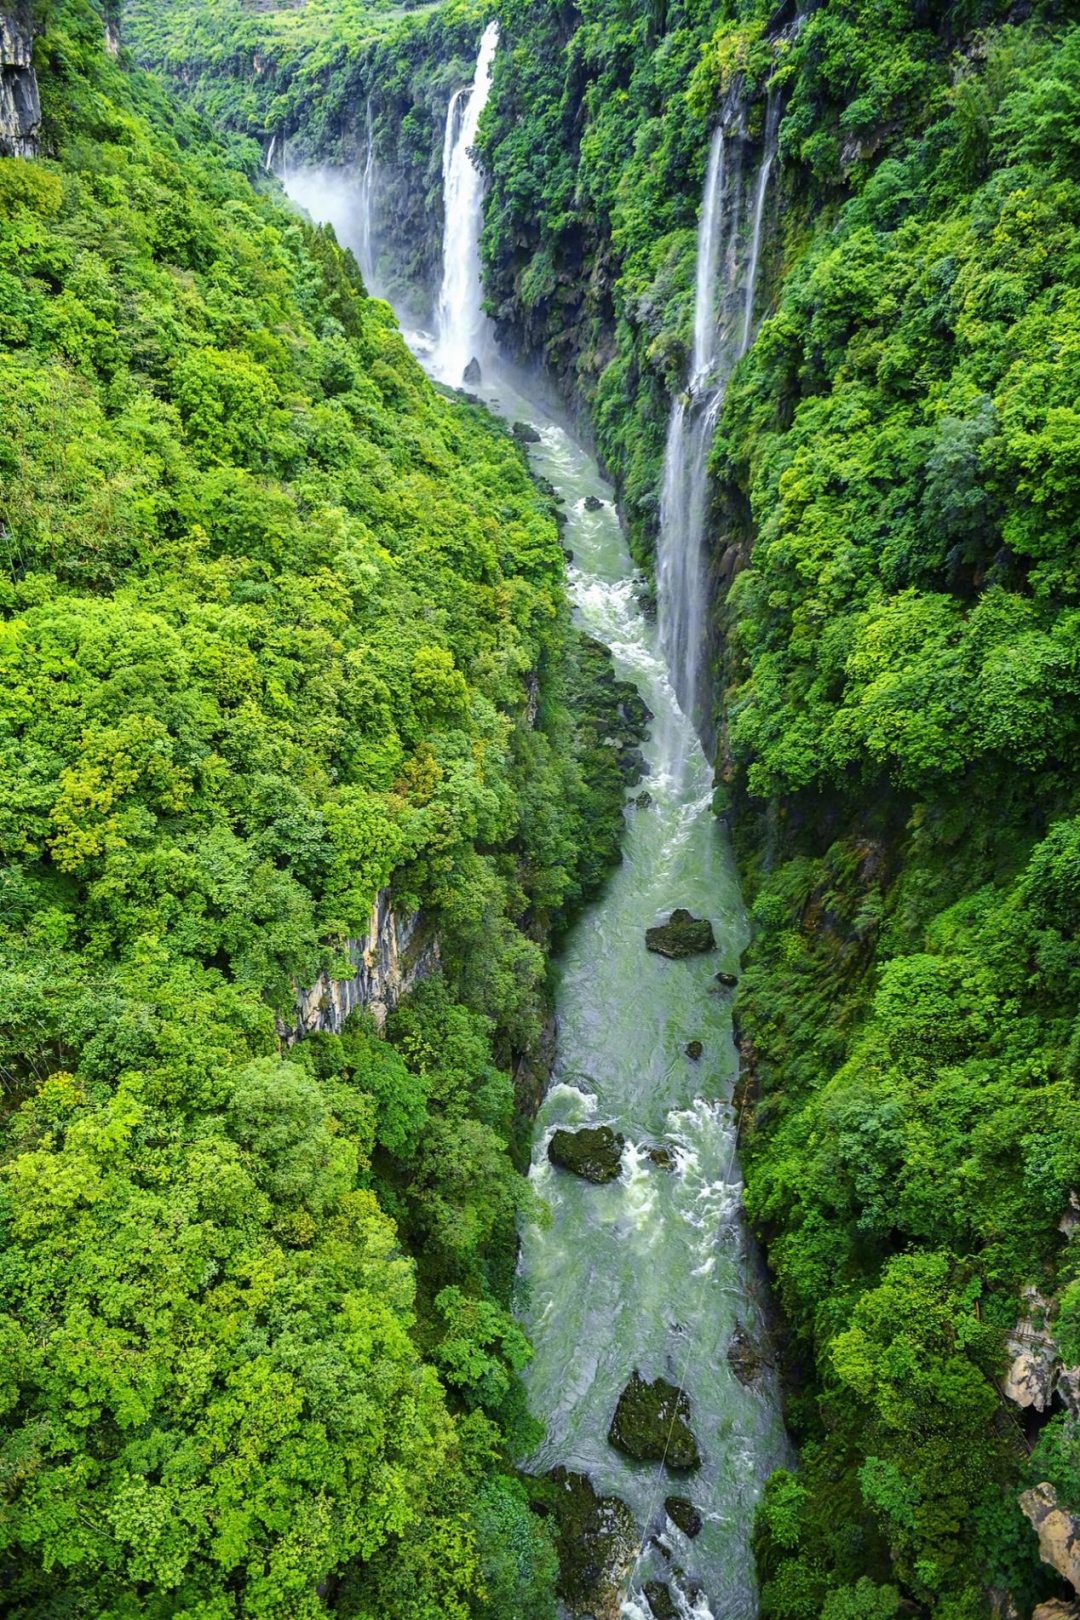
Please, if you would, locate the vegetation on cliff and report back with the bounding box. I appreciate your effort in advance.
[12,0,1080,1617]
[0,2,632,1614]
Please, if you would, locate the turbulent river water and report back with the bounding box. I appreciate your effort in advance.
[284,29,789,1617]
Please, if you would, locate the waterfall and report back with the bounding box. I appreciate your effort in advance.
[264,133,277,174]
[656,92,781,745]
[357,96,377,289]
[432,19,499,386]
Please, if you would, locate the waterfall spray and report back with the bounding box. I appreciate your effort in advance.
[432,19,499,386]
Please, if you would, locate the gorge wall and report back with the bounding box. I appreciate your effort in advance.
[106,1,1080,1615]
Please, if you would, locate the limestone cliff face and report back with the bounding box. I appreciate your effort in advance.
[0,8,40,158]
[280,890,439,1044]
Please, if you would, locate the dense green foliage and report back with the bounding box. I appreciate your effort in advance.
[0,3,634,1614]
[15,0,1080,1616]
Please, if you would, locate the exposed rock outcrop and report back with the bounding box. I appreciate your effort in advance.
[608,1371,701,1471]
[0,8,40,158]
[1003,1287,1080,1418]
[280,889,438,1042]
[1020,1483,1080,1595]
[547,1468,638,1620]
[1032,1601,1080,1620]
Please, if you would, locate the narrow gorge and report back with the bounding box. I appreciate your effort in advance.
[4,4,1080,1620]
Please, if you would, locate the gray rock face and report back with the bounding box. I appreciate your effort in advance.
[1003,1286,1080,1418]
[463,355,482,385]
[1020,1482,1080,1595]
[645,909,716,959]
[547,1468,638,1620]
[548,1124,625,1183]
[727,1322,765,1386]
[0,9,41,158]
[280,889,439,1042]
[608,1371,701,1471]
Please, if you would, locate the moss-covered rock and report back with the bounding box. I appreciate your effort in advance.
[664,1495,703,1537]
[546,1467,638,1620]
[548,1125,625,1183]
[646,910,716,959]
[685,1039,703,1060]
[643,1580,679,1620]
[608,1371,701,1471]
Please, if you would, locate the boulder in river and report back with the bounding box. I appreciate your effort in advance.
[548,1125,625,1183]
[664,1496,703,1538]
[646,909,716,959]
[512,420,541,443]
[643,1581,679,1620]
[463,355,482,385]
[686,1040,703,1061]
[727,1323,765,1386]
[547,1467,638,1620]
[635,790,653,809]
[649,1146,676,1171]
[715,969,738,988]
[608,1371,701,1471]
[584,493,604,511]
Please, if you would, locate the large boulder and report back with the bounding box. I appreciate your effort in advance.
[463,356,482,385]
[1020,1482,1080,1594]
[1033,1603,1080,1620]
[608,1371,701,1471]
[664,1496,702,1538]
[548,1125,625,1184]
[643,1581,679,1620]
[547,1468,638,1620]
[646,909,715,959]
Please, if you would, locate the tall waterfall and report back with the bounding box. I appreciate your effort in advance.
[431,19,499,386]
[656,93,782,744]
[356,97,377,289]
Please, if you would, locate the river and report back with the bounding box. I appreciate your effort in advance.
[283,25,789,1617]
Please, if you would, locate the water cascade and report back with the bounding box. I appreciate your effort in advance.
[285,33,789,1619]
[431,19,498,385]
[656,93,782,743]
[356,96,377,289]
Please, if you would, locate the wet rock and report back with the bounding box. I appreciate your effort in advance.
[548,1125,625,1184]
[715,970,739,988]
[618,689,654,731]
[584,493,604,512]
[727,1323,764,1386]
[685,1040,703,1061]
[547,1468,638,1620]
[1020,1482,1080,1593]
[664,1496,703,1538]
[646,909,716,959]
[635,581,658,621]
[608,1371,701,1471]
[512,420,541,443]
[618,746,647,786]
[635,791,653,809]
[649,1146,676,1171]
[643,1581,679,1620]
[463,356,482,385]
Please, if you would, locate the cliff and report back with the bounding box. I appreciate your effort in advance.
[0,5,40,156]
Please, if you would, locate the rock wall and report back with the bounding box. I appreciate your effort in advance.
[279,889,439,1043]
[0,7,40,158]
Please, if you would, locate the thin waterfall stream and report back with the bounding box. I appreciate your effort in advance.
[284,29,789,1620]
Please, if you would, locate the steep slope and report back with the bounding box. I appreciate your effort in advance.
[0,3,640,1616]
[55,0,1080,1617]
